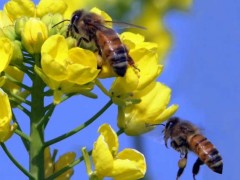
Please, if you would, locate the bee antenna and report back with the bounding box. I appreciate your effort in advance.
[52,19,70,28]
[145,123,165,127]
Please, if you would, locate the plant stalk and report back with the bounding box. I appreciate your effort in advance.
[29,55,45,180]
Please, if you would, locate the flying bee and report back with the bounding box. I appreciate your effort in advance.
[64,9,143,77]
[163,117,223,180]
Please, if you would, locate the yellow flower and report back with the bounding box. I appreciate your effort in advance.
[3,0,67,21]
[118,82,178,135]
[0,89,17,142]
[91,124,146,180]
[0,37,13,73]
[44,147,76,180]
[21,17,48,54]
[36,34,100,104]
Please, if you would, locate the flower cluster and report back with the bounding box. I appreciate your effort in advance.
[0,0,187,179]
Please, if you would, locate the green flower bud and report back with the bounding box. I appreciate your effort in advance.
[11,40,23,64]
[66,37,77,49]
[41,13,64,36]
[14,16,28,39]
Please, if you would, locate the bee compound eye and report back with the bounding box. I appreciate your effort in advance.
[73,15,79,21]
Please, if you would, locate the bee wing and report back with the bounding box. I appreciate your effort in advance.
[104,20,146,30]
[142,125,165,145]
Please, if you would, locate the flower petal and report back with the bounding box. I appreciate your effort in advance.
[44,147,54,178]
[41,35,68,81]
[0,89,12,123]
[90,7,112,23]
[98,124,119,156]
[54,152,76,180]
[0,89,16,142]
[41,35,68,64]
[110,68,139,97]
[36,0,67,17]
[120,32,145,50]
[0,37,13,72]
[154,104,179,124]
[92,135,114,178]
[111,148,146,180]
[67,48,99,85]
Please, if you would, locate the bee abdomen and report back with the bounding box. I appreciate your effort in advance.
[106,46,128,76]
[188,134,223,174]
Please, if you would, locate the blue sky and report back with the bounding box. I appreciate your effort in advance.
[0,0,239,180]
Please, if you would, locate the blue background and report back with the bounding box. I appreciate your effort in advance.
[0,0,239,180]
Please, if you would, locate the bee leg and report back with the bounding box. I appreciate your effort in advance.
[127,55,140,71]
[192,158,204,180]
[77,37,90,46]
[177,153,188,180]
[66,24,72,37]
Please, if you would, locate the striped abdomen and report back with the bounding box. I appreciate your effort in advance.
[96,28,128,76]
[188,134,223,174]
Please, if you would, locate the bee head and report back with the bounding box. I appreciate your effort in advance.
[71,10,84,24]
[165,117,180,131]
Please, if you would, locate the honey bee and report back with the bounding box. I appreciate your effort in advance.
[163,117,223,180]
[66,9,140,77]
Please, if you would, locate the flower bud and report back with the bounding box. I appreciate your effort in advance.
[41,13,64,36]
[2,26,17,41]
[11,40,23,64]
[21,18,48,54]
[14,16,28,38]
[65,37,77,49]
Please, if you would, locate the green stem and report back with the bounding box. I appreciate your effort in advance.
[95,79,110,96]
[8,90,31,106]
[29,54,45,180]
[52,149,58,162]
[12,112,30,150]
[15,129,30,143]
[117,128,124,136]
[1,143,34,179]
[16,104,31,116]
[37,103,55,128]
[44,99,113,147]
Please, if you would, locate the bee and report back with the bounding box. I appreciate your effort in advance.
[163,117,223,180]
[66,9,141,77]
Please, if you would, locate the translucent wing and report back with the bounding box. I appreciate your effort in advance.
[104,20,146,30]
